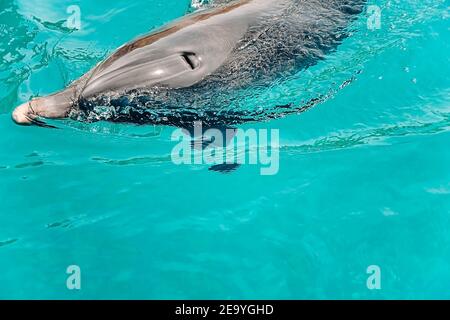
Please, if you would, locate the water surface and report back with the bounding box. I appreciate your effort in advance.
[0,0,449,299]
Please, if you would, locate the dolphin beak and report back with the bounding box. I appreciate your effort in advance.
[12,98,59,128]
[11,87,77,127]
[12,101,34,125]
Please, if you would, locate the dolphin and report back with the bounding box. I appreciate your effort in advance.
[12,0,365,127]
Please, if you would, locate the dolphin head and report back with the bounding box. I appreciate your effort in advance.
[80,6,252,99]
[11,0,260,125]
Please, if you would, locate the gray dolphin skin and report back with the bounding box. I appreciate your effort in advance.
[12,0,366,127]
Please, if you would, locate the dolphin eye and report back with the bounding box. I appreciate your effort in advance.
[181,52,200,70]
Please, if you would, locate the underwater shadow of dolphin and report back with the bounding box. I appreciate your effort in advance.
[12,0,366,128]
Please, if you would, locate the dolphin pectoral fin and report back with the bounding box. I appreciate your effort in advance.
[208,163,241,174]
[191,137,215,150]
[12,87,76,127]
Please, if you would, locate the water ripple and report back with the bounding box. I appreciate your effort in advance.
[92,155,172,166]
[0,238,18,248]
[281,114,450,154]
[14,160,46,169]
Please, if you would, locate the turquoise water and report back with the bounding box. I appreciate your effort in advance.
[1,0,449,299]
